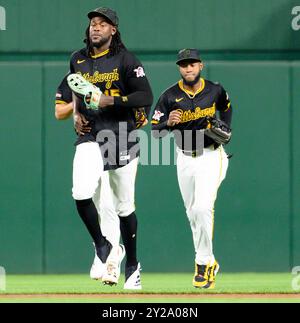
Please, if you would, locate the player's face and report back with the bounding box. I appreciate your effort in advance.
[179,61,203,84]
[89,16,116,48]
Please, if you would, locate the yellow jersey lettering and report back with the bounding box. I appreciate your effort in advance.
[177,103,216,123]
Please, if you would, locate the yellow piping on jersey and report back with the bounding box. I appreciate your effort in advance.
[151,120,159,125]
[90,49,110,59]
[55,100,67,105]
[224,102,231,112]
[178,78,205,99]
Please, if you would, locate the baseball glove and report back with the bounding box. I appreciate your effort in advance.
[135,108,148,129]
[67,73,102,110]
[204,117,232,145]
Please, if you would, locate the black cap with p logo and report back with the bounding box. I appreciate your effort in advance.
[176,48,202,65]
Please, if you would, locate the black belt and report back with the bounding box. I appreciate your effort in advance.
[180,144,217,157]
[181,146,233,159]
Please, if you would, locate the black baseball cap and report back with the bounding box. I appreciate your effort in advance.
[87,7,119,26]
[176,48,202,65]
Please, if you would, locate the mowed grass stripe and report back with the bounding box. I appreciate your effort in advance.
[0,273,297,294]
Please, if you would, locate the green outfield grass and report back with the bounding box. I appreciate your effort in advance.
[1,298,300,303]
[0,273,299,303]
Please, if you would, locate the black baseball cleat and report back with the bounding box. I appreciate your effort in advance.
[193,261,219,289]
[193,263,209,288]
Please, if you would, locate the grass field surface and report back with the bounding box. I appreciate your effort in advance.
[0,273,299,303]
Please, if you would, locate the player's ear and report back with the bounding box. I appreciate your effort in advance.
[199,62,204,71]
[111,26,117,36]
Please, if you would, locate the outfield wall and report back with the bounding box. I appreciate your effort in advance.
[0,0,299,52]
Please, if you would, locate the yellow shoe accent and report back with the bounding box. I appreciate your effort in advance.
[203,281,216,289]
[208,261,219,283]
[193,278,209,288]
[193,261,219,289]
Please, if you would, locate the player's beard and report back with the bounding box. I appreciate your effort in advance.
[91,35,111,49]
[182,71,201,86]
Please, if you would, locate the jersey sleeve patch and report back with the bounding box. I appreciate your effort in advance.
[152,110,165,122]
[133,66,146,78]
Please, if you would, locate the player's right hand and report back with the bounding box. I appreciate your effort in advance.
[74,113,91,135]
[167,110,182,127]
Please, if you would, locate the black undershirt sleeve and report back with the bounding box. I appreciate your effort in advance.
[114,76,153,108]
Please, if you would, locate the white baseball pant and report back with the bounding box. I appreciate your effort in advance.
[177,145,229,266]
[72,142,138,246]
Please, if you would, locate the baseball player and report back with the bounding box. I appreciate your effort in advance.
[151,49,232,289]
[55,7,153,289]
[56,75,148,286]
[55,75,121,281]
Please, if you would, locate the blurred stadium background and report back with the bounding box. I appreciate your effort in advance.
[0,0,299,277]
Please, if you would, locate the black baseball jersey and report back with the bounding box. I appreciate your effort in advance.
[151,78,232,150]
[56,47,153,169]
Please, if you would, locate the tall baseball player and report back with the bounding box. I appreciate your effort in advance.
[55,7,153,289]
[151,49,232,289]
[56,74,148,286]
[55,75,121,281]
